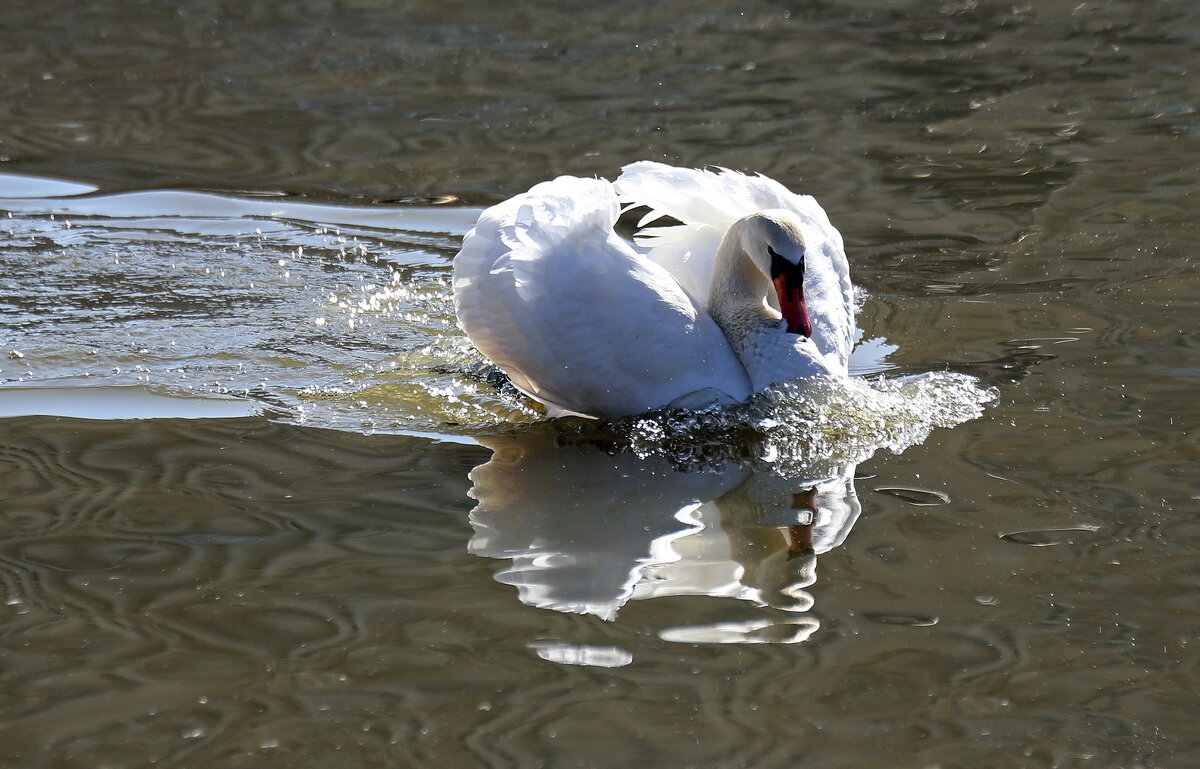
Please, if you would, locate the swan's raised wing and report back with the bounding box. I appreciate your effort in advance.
[615,162,855,372]
[453,176,751,419]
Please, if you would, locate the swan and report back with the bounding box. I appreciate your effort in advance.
[453,162,854,419]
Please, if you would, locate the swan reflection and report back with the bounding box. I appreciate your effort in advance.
[466,428,861,639]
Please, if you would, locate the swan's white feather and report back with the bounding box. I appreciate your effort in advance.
[615,162,855,371]
[454,176,751,418]
[736,325,841,391]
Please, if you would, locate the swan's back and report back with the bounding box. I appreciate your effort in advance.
[453,176,751,418]
[615,162,855,371]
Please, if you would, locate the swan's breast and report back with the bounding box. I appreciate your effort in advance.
[735,323,841,392]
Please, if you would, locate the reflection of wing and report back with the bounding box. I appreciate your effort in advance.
[615,161,855,368]
[453,176,749,418]
[467,432,746,620]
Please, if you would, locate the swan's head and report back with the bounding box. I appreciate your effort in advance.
[730,209,813,338]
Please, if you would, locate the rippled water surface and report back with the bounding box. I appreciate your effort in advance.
[2,1,1198,767]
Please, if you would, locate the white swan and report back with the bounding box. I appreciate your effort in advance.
[453,162,854,419]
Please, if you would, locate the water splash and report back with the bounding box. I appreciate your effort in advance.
[541,373,996,479]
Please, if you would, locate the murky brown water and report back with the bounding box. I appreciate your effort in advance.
[2,0,1199,767]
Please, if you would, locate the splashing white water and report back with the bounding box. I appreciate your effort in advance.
[542,373,995,480]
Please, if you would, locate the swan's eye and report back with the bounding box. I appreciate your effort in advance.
[768,245,804,279]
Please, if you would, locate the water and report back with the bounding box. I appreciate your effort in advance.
[2,0,1198,766]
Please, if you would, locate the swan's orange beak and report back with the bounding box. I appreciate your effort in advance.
[773,268,812,338]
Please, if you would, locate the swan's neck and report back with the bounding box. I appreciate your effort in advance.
[707,237,779,349]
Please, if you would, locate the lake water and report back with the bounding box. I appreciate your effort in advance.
[1,1,1197,767]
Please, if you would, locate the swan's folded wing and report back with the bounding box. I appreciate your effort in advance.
[615,162,855,371]
[616,161,798,231]
[453,176,751,418]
